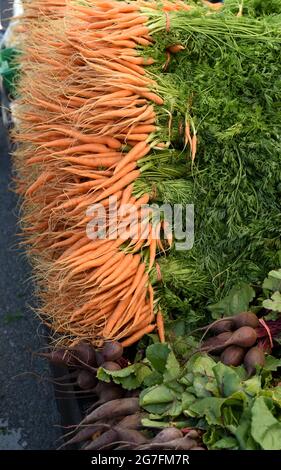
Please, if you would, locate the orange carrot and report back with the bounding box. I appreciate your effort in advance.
[100,253,134,286]
[26,172,54,196]
[149,237,157,270]
[191,134,197,162]
[52,143,110,155]
[148,283,154,315]
[93,170,140,203]
[121,324,156,347]
[167,44,185,54]
[114,141,150,175]
[96,162,137,190]
[122,263,146,299]
[66,251,116,277]
[119,183,133,207]
[103,296,133,337]
[101,253,140,288]
[156,310,165,343]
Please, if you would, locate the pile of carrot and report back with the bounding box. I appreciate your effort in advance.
[14,0,220,347]
[14,0,169,347]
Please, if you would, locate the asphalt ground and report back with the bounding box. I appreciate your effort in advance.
[0,0,62,450]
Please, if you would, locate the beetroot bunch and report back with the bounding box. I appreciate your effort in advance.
[40,340,125,390]
[202,312,265,376]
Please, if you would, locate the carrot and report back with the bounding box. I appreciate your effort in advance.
[101,254,140,288]
[128,125,156,134]
[44,127,122,149]
[52,143,110,155]
[185,120,192,149]
[132,36,153,46]
[59,239,109,263]
[63,240,122,267]
[141,91,164,106]
[191,134,197,162]
[120,55,155,66]
[84,56,146,83]
[50,233,81,250]
[65,180,107,196]
[32,97,63,113]
[120,184,133,207]
[148,283,154,315]
[56,156,122,168]
[110,26,149,41]
[116,58,147,76]
[65,251,116,276]
[149,237,157,270]
[84,278,135,316]
[103,296,133,337]
[93,170,140,203]
[100,253,134,286]
[121,324,156,347]
[117,288,147,332]
[127,272,149,311]
[167,44,185,54]
[96,162,137,190]
[157,311,165,343]
[128,310,153,336]
[113,295,147,337]
[114,141,150,175]
[122,263,146,299]
[91,252,126,284]
[60,167,109,179]
[26,172,54,196]
[57,236,89,260]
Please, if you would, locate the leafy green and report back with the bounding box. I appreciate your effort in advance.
[140,2,281,325]
[251,397,281,450]
[208,283,255,319]
[262,269,281,292]
[263,292,281,313]
[98,343,181,391]
[97,363,152,390]
[104,345,281,450]
[146,343,170,374]
[263,355,281,372]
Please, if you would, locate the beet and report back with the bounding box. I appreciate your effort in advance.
[58,424,106,449]
[203,312,259,340]
[81,397,140,426]
[152,428,183,443]
[77,370,98,390]
[118,413,143,430]
[232,312,259,330]
[220,345,246,366]
[37,349,77,366]
[102,341,123,362]
[185,429,200,439]
[139,436,197,450]
[202,331,232,354]
[113,426,148,446]
[88,382,125,412]
[84,429,118,450]
[95,351,105,366]
[244,346,265,377]
[225,326,257,349]
[71,342,96,367]
[102,361,121,371]
[210,319,233,335]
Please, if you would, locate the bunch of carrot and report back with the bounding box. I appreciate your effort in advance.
[14,0,222,347]
[14,0,178,347]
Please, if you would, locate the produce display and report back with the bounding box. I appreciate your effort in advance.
[7,0,281,450]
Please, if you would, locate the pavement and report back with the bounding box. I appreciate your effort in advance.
[0,0,62,450]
